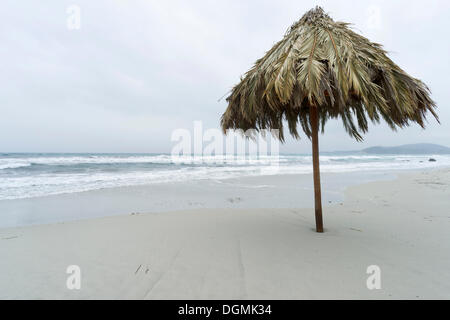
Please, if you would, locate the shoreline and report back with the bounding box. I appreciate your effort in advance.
[0,166,443,231]
[0,168,449,299]
[0,168,405,229]
[1,165,448,229]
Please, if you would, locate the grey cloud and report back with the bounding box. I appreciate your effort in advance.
[0,0,448,153]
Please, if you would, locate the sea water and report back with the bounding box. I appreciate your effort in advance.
[0,152,449,201]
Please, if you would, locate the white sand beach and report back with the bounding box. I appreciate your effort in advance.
[0,168,449,300]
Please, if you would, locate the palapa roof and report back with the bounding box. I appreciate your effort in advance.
[221,7,438,141]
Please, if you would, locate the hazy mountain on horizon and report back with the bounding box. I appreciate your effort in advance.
[361,143,450,155]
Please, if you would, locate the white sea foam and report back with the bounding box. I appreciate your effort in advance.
[0,162,32,170]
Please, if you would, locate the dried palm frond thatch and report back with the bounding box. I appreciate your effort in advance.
[221,7,438,232]
[221,6,437,141]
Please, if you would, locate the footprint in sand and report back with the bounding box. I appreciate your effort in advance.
[227,197,243,203]
[188,201,205,206]
[135,264,151,275]
[1,235,19,240]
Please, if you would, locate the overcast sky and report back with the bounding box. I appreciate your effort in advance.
[1,0,449,153]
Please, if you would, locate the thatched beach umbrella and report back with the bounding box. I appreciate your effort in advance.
[221,7,438,233]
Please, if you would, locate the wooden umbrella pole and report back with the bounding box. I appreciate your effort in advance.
[310,105,324,233]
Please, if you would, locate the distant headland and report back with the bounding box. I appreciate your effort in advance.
[361,143,450,155]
